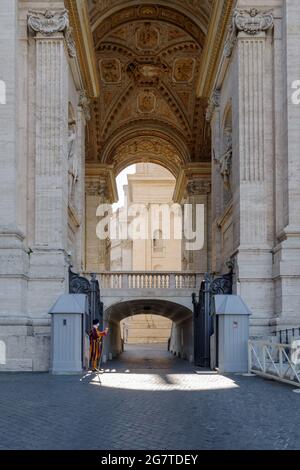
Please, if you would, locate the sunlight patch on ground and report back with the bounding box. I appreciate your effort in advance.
[90,372,239,391]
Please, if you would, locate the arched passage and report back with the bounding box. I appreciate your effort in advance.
[103,298,193,363]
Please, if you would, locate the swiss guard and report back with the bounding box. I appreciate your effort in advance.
[89,319,109,371]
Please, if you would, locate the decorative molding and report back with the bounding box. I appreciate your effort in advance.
[65,0,100,98]
[65,27,77,58]
[92,4,206,46]
[137,91,156,114]
[28,9,69,36]
[233,8,274,36]
[173,58,195,83]
[28,9,77,59]
[111,136,183,178]
[100,58,122,83]
[85,164,118,203]
[85,179,107,198]
[186,180,211,196]
[173,163,211,202]
[223,24,236,59]
[206,89,221,122]
[197,0,235,97]
[136,23,160,50]
[78,90,91,121]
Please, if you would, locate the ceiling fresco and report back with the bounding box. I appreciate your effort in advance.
[85,1,214,170]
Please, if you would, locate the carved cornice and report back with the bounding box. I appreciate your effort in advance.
[173,163,211,202]
[85,164,118,203]
[233,8,274,36]
[206,89,221,122]
[65,0,100,98]
[28,9,69,36]
[197,0,235,98]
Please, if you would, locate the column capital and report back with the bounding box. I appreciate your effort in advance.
[28,9,69,36]
[233,8,274,37]
[224,8,274,59]
[28,9,77,59]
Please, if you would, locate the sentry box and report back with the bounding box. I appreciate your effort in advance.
[211,295,252,373]
[48,294,89,374]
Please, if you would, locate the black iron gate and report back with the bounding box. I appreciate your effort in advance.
[69,267,103,331]
[192,267,233,367]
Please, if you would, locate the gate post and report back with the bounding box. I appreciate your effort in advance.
[203,273,212,368]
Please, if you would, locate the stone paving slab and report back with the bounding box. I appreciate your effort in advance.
[0,346,299,450]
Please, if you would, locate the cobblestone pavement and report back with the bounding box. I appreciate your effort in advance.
[0,344,300,450]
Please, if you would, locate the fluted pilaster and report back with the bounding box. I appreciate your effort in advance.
[28,10,69,247]
[235,8,274,247]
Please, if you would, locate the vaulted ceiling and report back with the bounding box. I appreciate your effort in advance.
[85,1,215,172]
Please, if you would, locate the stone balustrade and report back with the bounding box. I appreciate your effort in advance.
[94,272,203,290]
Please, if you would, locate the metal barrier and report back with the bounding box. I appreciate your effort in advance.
[273,327,300,344]
[248,339,300,387]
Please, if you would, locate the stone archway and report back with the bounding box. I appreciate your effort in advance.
[81,0,216,279]
[103,298,193,362]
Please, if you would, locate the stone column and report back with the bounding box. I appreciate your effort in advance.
[182,179,211,273]
[85,178,110,272]
[72,97,88,272]
[0,0,31,371]
[273,0,300,328]
[206,90,223,273]
[27,10,70,320]
[231,8,275,334]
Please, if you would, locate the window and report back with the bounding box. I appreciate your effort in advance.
[153,229,164,253]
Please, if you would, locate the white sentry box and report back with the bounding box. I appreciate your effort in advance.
[48,294,89,374]
[212,295,252,373]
